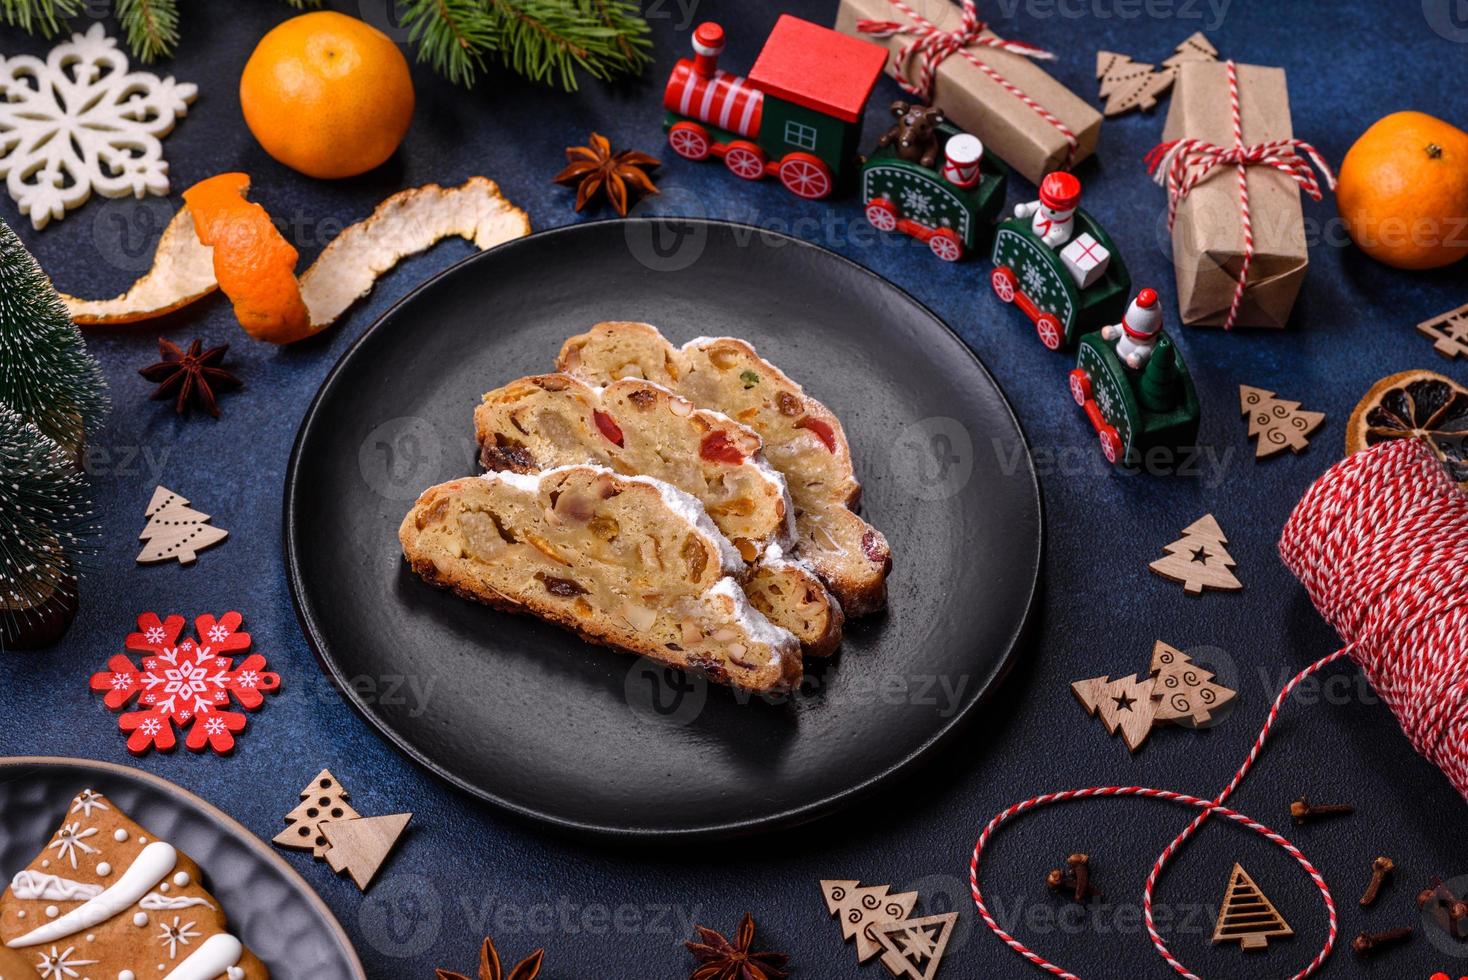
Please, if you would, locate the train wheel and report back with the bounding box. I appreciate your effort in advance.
[724,141,767,180]
[1068,369,1091,406]
[991,266,1017,303]
[929,229,963,262]
[1098,425,1122,464]
[865,198,898,232]
[667,122,711,161]
[1035,313,1063,350]
[778,153,833,199]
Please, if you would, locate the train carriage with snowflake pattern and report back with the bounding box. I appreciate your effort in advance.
[663,18,888,200]
[990,207,1130,351]
[860,117,1008,262]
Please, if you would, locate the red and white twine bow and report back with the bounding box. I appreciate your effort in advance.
[1144,59,1336,330]
[971,439,1468,980]
[857,0,1078,167]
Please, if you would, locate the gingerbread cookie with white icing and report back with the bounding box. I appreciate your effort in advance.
[0,788,268,979]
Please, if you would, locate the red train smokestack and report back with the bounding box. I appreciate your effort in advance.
[692,22,725,78]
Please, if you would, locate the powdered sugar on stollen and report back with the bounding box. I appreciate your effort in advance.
[708,577,798,664]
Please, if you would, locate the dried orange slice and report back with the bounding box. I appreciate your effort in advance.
[1346,369,1468,487]
[182,173,312,344]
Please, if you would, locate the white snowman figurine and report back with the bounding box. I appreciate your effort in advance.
[1102,288,1164,369]
[1012,171,1081,250]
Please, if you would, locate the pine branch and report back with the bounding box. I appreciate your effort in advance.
[400,0,497,87]
[116,0,179,62]
[282,0,323,8]
[0,0,80,38]
[402,0,650,90]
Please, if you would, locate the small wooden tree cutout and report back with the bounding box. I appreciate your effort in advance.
[1149,641,1236,726]
[273,769,362,859]
[136,486,228,564]
[1213,864,1293,950]
[873,912,957,980]
[1149,514,1243,595]
[821,879,919,962]
[1096,32,1216,115]
[1418,301,1468,360]
[1096,51,1162,115]
[1240,386,1326,458]
[322,812,412,890]
[1072,674,1157,751]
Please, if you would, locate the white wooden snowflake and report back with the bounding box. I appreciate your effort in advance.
[0,23,197,229]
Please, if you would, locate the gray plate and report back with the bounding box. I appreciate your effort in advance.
[0,757,365,979]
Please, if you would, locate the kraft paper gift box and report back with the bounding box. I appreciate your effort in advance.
[1161,61,1309,329]
[833,0,1100,184]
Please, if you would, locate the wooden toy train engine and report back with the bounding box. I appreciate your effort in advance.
[663,17,889,200]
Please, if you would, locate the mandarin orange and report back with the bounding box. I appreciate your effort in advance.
[240,12,414,179]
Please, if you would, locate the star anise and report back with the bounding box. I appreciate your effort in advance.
[686,913,789,980]
[554,132,660,216]
[436,936,543,980]
[138,338,242,418]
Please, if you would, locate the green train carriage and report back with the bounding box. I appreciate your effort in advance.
[860,121,1009,262]
[1070,331,1200,466]
[990,210,1131,350]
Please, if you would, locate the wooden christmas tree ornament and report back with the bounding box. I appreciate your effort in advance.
[273,768,362,858]
[1095,32,1216,116]
[1149,514,1243,595]
[1072,674,1157,751]
[1240,386,1326,458]
[322,812,413,891]
[873,912,957,980]
[1150,641,1236,726]
[1418,301,1468,360]
[821,879,919,962]
[1212,864,1293,950]
[136,485,228,564]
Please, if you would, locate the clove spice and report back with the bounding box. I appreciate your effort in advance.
[1351,927,1413,955]
[1046,853,1102,903]
[1359,856,1394,907]
[1289,795,1354,825]
[1417,877,1468,940]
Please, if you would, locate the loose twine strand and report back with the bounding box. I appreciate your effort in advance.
[1144,60,1336,330]
[970,439,1468,979]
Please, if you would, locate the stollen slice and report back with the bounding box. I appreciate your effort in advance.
[474,374,843,656]
[557,322,892,616]
[399,465,801,692]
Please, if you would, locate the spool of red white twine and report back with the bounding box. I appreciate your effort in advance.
[969,439,1468,979]
[1144,60,1336,331]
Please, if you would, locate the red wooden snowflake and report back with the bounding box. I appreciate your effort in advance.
[89,612,280,755]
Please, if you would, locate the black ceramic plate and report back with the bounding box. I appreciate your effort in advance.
[285,219,1041,839]
[0,757,365,979]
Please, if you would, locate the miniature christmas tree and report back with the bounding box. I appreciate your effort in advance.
[1072,674,1157,751]
[1149,641,1236,726]
[1239,386,1326,458]
[873,912,957,980]
[0,219,107,453]
[1212,864,1293,949]
[1159,32,1219,76]
[0,405,87,649]
[1139,341,1179,411]
[136,486,229,564]
[821,880,919,962]
[273,769,362,859]
[1148,514,1243,595]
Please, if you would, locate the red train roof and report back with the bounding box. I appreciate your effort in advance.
[747,15,888,125]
